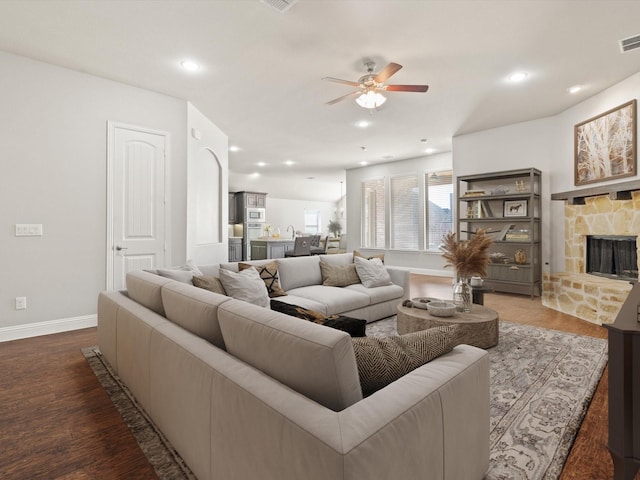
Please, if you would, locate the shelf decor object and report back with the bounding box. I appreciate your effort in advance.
[574,99,637,186]
[456,168,541,298]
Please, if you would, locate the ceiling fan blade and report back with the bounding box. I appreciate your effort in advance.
[384,84,429,92]
[374,62,402,83]
[322,76,361,87]
[326,91,361,105]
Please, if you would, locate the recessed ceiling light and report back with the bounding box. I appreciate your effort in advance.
[567,85,583,94]
[360,161,368,166]
[420,138,428,143]
[307,176,315,180]
[283,160,295,166]
[257,162,267,167]
[229,145,240,152]
[382,155,394,160]
[425,148,437,154]
[356,120,370,128]
[507,71,528,83]
[180,59,201,72]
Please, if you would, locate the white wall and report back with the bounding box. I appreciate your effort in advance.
[265,197,339,238]
[346,152,453,273]
[0,51,188,339]
[187,102,229,265]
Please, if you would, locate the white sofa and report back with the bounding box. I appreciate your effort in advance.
[97,256,490,480]
[206,252,408,322]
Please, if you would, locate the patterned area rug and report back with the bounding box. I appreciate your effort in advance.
[83,318,607,480]
[367,317,608,480]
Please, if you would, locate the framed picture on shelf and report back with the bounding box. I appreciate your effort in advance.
[503,200,527,217]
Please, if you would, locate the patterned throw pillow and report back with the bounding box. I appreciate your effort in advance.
[354,250,385,263]
[270,299,366,337]
[319,260,361,287]
[238,262,287,297]
[351,325,459,396]
[192,275,227,296]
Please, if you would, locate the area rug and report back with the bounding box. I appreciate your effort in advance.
[83,318,607,480]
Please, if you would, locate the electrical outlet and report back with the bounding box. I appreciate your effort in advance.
[15,224,43,236]
[15,297,27,310]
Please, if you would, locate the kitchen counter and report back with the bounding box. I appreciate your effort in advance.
[250,238,295,260]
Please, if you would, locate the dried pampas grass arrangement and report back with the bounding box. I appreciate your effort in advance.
[440,230,493,279]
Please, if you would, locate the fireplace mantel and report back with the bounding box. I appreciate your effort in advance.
[551,179,640,205]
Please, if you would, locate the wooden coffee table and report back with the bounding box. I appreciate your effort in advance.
[397,303,499,349]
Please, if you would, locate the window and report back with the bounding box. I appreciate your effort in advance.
[361,178,385,248]
[390,174,419,250]
[426,171,453,250]
[360,170,452,251]
[304,209,321,234]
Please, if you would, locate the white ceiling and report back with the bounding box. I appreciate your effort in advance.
[1,0,640,201]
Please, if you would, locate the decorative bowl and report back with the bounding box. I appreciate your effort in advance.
[426,301,457,317]
[411,297,440,309]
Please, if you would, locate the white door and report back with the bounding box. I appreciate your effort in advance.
[107,123,168,290]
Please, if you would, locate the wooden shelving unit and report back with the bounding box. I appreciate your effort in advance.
[456,168,542,298]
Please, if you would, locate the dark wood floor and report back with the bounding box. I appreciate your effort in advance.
[0,274,631,479]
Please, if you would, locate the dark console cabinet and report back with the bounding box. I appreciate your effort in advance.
[605,282,640,480]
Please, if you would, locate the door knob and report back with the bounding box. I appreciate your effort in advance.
[115,245,128,251]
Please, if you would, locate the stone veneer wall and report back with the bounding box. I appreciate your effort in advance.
[542,192,640,325]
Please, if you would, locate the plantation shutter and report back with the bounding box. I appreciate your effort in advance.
[362,178,385,248]
[390,174,419,250]
[426,171,454,249]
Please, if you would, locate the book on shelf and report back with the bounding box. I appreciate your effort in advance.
[463,189,485,197]
[505,228,531,241]
[492,224,514,241]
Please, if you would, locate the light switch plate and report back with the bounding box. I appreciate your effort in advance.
[15,224,43,236]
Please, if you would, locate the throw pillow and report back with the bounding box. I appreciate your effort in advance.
[192,275,227,296]
[351,325,459,396]
[238,261,287,297]
[354,256,393,288]
[270,300,366,337]
[218,267,270,308]
[156,261,203,285]
[319,260,361,287]
[354,250,385,263]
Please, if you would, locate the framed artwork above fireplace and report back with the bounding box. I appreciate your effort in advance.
[574,99,637,186]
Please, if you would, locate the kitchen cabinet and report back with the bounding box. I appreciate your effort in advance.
[228,237,243,262]
[228,192,237,224]
[456,168,541,298]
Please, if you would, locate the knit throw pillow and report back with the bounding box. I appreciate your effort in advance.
[352,325,459,396]
[239,261,287,297]
[319,260,361,287]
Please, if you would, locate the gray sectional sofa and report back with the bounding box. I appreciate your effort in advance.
[97,253,490,480]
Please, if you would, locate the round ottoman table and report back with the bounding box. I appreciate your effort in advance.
[396,303,499,349]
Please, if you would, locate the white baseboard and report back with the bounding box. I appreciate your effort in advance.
[0,314,97,343]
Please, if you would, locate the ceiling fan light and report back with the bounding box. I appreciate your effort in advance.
[356,91,386,109]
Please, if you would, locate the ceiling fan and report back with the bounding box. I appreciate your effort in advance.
[323,61,429,109]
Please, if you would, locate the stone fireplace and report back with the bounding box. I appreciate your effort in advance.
[543,189,640,325]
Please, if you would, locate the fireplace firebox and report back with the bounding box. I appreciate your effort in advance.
[586,235,638,282]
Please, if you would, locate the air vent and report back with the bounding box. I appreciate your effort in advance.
[260,0,299,13]
[620,34,640,53]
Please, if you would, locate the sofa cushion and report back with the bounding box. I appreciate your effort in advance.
[126,270,173,316]
[218,299,363,411]
[270,299,366,337]
[276,255,322,291]
[286,285,370,316]
[354,256,393,288]
[218,268,270,308]
[268,294,328,314]
[192,275,227,296]
[156,261,203,285]
[319,261,361,287]
[346,283,405,304]
[318,252,354,265]
[352,325,459,396]
[238,261,287,297]
[161,281,229,349]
